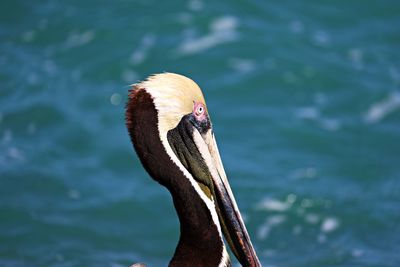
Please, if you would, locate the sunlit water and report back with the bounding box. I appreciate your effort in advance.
[1,1,400,266]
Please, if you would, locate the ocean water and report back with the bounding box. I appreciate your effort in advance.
[1,1,400,266]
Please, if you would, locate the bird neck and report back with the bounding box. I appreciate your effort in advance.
[168,180,228,267]
[126,90,228,266]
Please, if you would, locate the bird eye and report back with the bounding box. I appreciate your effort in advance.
[195,104,205,116]
[193,102,206,118]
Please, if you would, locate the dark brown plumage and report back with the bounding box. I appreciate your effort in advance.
[126,89,224,266]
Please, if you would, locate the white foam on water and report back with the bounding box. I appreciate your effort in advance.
[364,92,400,123]
[229,58,256,73]
[241,212,248,223]
[110,93,122,106]
[257,215,286,240]
[8,147,24,161]
[296,106,341,131]
[187,0,203,11]
[65,30,95,48]
[256,198,291,212]
[301,199,314,208]
[269,215,286,225]
[129,34,156,65]
[351,248,364,258]
[178,16,239,55]
[304,213,320,224]
[312,30,330,46]
[211,16,238,32]
[321,217,340,233]
[178,31,237,55]
[261,249,275,257]
[289,167,317,180]
[296,106,320,120]
[286,193,297,204]
[320,118,341,131]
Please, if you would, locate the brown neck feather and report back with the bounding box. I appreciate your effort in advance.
[126,88,225,267]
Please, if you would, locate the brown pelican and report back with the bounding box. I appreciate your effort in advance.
[126,73,261,267]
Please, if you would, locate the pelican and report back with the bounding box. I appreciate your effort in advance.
[126,73,261,267]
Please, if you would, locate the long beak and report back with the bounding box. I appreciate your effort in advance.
[192,129,261,267]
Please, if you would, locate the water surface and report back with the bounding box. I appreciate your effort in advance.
[1,1,400,266]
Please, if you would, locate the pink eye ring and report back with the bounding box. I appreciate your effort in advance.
[193,102,206,118]
[196,106,204,115]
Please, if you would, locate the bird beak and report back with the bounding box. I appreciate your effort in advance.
[192,129,261,267]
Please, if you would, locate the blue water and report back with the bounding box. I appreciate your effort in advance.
[1,1,400,266]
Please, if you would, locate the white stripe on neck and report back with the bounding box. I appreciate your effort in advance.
[145,87,229,267]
